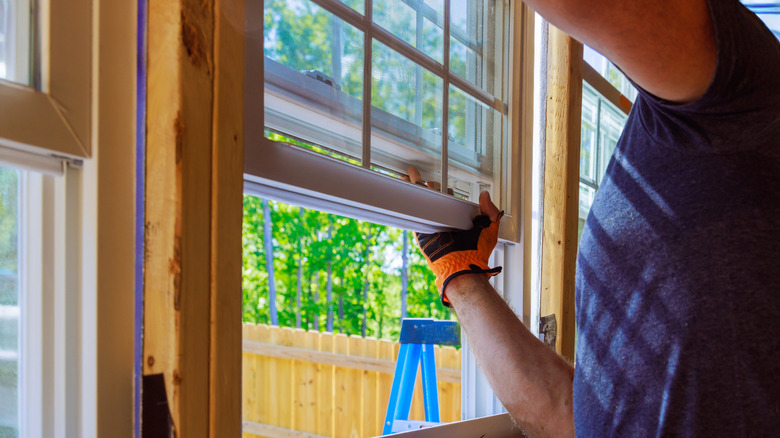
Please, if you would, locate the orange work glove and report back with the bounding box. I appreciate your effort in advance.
[415,211,503,307]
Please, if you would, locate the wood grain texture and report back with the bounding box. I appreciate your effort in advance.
[362,337,380,436]
[144,0,214,436]
[317,332,335,437]
[145,0,244,435]
[242,340,461,383]
[209,0,245,435]
[241,325,461,435]
[540,25,583,363]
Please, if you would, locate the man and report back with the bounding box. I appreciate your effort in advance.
[415,0,779,436]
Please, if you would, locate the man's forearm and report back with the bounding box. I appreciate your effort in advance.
[446,274,574,438]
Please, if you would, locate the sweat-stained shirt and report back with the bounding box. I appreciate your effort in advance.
[573,0,780,436]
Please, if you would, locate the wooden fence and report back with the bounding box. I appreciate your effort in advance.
[242,323,461,438]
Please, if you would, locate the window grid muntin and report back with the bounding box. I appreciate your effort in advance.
[309,0,505,110]
[272,0,511,196]
[305,0,509,191]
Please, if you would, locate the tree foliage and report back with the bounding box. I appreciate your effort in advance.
[242,195,452,341]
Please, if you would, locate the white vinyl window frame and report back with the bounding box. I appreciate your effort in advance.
[244,0,534,241]
[14,167,86,438]
[243,0,535,422]
[0,0,92,168]
[0,1,94,436]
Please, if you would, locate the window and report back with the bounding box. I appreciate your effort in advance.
[244,0,533,428]
[0,0,91,163]
[0,166,19,437]
[583,45,636,103]
[0,0,31,84]
[246,0,531,239]
[0,1,96,436]
[264,0,509,199]
[578,53,632,242]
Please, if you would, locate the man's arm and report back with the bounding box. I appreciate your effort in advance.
[446,275,575,437]
[526,0,716,103]
[428,193,574,437]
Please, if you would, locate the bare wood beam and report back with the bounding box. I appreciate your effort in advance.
[209,0,245,436]
[144,0,216,435]
[540,26,583,362]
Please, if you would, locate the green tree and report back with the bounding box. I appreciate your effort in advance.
[242,194,454,341]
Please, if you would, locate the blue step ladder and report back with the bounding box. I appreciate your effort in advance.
[382,318,460,435]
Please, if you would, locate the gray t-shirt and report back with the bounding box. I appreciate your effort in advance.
[574,0,780,436]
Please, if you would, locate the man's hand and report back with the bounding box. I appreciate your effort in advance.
[415,191,503,306]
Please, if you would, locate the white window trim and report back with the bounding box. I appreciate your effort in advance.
[16,168,87,438]
[3,1,135,436]
[0,0,92,162]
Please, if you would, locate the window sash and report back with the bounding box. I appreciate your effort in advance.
[248,0,527,241]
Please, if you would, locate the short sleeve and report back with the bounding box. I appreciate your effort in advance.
[631,0,780,154]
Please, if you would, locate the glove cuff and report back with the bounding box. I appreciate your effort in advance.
[430,251,502,307]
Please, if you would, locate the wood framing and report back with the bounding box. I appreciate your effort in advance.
[540,25,583,362]
[209,0,245,435]
[143,0,243,436]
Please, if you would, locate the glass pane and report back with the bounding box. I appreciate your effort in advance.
[339,0,363,14]
[371,40,443,183]
[577,183,596,242]
[373,0,444,62]
[449,0,507,96]
[0,167,19,437]
[597,101,626,183]
[0,0,32,84]
[446,84,503,202]
[583,45,637,102]
[264,0,365,162]
[580,85,599,184]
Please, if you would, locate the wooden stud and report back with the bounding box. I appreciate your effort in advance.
[144,0,214,435]
[209,0,245,436]
[144,0,243,435]
[540,25,583,362]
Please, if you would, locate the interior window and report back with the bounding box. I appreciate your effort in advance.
[0,166,19,437]
[582,45,637,103]
[261,0,512,203]
[578,83,629,241]
[0,0,31,84]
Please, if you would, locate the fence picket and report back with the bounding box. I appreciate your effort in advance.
[277,327,296,431]
[439,346,460,422]
[242,324,461,438]
[318,333,335,437]
[361,337,379,437]
[377,339,395,433]
[333,333,352,438]
[243,324,257,438]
